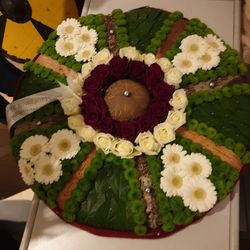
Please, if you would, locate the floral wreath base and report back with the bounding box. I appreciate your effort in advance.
[14,10,248,238]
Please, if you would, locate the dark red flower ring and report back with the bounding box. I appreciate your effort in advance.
[80,56,175,142]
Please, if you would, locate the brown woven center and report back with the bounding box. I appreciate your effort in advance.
[104,79,150,122]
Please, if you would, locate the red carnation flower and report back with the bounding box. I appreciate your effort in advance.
[115,121,138,142]
[109,56,128,79]
[136,114,156,132]
[128,61,148,83]
[150,81,175,98]
[145,63,164,89]
[82,95,108,127]
[90,64,111,82]
[149,99,171,121]
[83,76,103,94]
[99,116,115,134]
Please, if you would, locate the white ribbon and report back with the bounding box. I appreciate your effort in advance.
[6,80,81,130]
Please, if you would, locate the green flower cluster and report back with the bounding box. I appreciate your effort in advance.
[122,158,148,235]
[79,13,109,51]
[24,61,66,84]
[63,149,104,222]
[147,155,196,232]
[187,118,250,164]
[145,11,183,54]
[188,83,250,107]
[175,134,240,200]
[35,142,93,208]
[112,9,130,48]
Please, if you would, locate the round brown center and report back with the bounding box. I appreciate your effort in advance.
[104,79,150,122]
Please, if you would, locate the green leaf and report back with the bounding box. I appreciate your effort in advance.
[76,163,135,230]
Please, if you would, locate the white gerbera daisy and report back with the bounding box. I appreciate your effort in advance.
[34,155,62,185]
[56,18,81,38]
[204,34,226,54]
[198,49,220,70]
[181,177,217,212]
[18,158,34,185]
[180,34,207,57]
[161,143,187,168]
[160,168,184,197]
[76,27,98,46]
[20,135,49,162]
[74,45,96,62]
[181,153,212,178]
[49,129,81,160]
[55,37,79,57]
[172,53,199,74]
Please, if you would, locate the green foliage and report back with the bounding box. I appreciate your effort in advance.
[76,162,135,231]
[126,7,168,52]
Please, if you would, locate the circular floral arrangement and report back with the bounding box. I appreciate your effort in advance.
[14,9,249,238]
[62,47,188,158]
[82,55,174,141]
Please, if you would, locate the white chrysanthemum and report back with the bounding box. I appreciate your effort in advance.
[172,53,199,74]
[161,143,187,168]
[180,34,207,57]
[198,49,220,70]
[181,153,212,178]
[76,26,98,46]
[160,168,184,197]
[56,18,81,38]
[20,135,49,162]
[181,177,217,212]
[34,155,62,185]
[204,34,226,54]
[74,45,96,62]
[49,129,81,160]
[55,37,79,57]
[18,158,34,185]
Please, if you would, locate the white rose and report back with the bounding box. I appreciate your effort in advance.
[166,110,186,129]
[60,97,81,115]
[144,53,156,65]
[169,89,188,110]
[153,122,175,146]
[165,67,183,88]
[92,48,113,66]
[68,114,84,130]
[112,139,139,158]
[119,46,140,60]
[68,74,83,96]
[93,133,114,154]
[135,131,161,155]
[157,57,172,72]
[81,62,93,78]
[78,125,96,142]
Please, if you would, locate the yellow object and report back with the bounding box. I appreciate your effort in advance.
[1,0,78,61]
